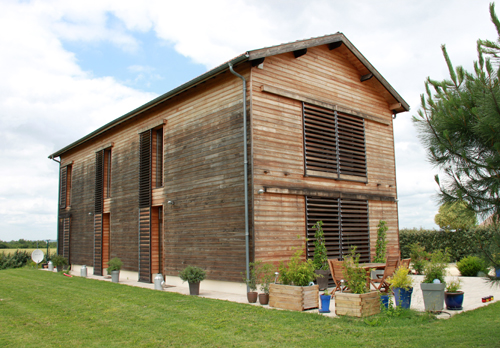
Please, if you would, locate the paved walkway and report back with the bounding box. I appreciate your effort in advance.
[56,264,500,319]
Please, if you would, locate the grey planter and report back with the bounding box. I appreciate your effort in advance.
[420,282,445,312]
[315,269,330,290]
[111,270,120,283]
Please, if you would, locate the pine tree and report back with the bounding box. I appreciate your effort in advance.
[413,3,500,221]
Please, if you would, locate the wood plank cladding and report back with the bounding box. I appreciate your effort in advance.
[138,207,151,282]
[303,103,367,181]
[102,213,110,271]
[306,196,369,262]
[261,84,391,126]
[62,217,70,261]
[93,213,103,276]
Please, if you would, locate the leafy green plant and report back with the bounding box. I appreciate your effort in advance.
[387,266,413,290]
[107,257,123,273]
[50,254,68,268]
[179,265,206,284]
[422,250,449,284]
[409,243,429,275]
[0,250,31,270]
[258,263,275,294]
[278,249,316,286]
[374,220,388,263]
[457,256,487,276]
[446,278,461,292]
[312,221,328,271]
[342,247,368,294]
[242,262,259,291]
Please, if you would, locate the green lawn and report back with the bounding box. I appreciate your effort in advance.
[0,268,499,347]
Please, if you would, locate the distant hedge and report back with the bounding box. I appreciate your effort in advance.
[399,226,495,262]
[0,250,31,270]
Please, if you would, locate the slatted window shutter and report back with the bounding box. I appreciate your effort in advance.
[139,130,152,208]
[95,151,104,214]
[306,196,369,262]
[60,167,67,208]
[62,217,70,261]
[303,103,366,181]
[138,130,152,282]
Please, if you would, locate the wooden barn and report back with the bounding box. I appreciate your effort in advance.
[48,33,409,289]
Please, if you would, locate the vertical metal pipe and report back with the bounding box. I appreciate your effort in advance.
[228,62,250,292]
[50,156,61,256]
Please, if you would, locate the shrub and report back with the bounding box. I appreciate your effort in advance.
[409,243,429,275]
[387,266,413,290]
[446,278,461,292]
[374,220,388,263]
[342,247,368,294]
[278,249,316,286]
[0,250,30,270]
[422,250,449,284]
[179,265,206,283]
[457,256,488,276]
[107,257,123,273]
[312,220,328,271]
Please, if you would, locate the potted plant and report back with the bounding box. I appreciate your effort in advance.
[179,265,206,295]
[319,288,331,313]
[335,247,380,317]
[312,220,330,290]
[409,243,429,275]
[242,262,259,303]
[107,257,123,283]
[257,262,275,305]
[372,220,388,279]
[51,254,68,272]
[269,248,319,311]
[444,278,464,310]
[420,249,449,312]
[387,265,414,309]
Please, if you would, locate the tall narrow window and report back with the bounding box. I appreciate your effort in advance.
[60,165,72,208]
[303,103,367,181]
[155,128,163,188]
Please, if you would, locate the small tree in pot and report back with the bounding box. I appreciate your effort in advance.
[179,265,206,295]
[242,262,259,303]
[312,221,330,290]
[257,262,275,305]
[372,220,388,279]
[107,257,123,283]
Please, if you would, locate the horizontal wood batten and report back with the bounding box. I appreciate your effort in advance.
[263,186,396,202]
[261,84,390,126]
[137,119,166,134]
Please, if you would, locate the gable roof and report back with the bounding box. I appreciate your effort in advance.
[49,33,409,159]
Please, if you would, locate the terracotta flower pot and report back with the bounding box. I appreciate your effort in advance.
[259,293,269,305]
[247,291,258,303]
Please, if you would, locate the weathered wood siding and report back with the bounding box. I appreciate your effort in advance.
[58,65,251,282]
[250,45,399,263]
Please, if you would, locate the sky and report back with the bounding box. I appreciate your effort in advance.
[0,0,497,241]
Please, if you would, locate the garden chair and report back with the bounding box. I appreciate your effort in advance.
[369,255,399,293]
[328,259,347,297]
[399,258,411,269]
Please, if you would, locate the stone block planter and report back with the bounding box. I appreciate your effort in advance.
[421,282,445,312]
[335,291,380,318]
[269,284,319,311]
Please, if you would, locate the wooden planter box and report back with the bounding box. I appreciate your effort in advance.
[269,284,319,311]
[335,291,380,317]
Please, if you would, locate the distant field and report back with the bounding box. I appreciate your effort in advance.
[1,248,57,256]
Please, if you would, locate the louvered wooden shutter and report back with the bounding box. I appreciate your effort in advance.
[139,131,152,208]
[138,130,152,282]
[306,196,369,263]
[303,103,366,181]
[303,104,338,176]
[62,217,70,261]
[60,167,68,208]
[94,151,104,276]
[337,113,367,178]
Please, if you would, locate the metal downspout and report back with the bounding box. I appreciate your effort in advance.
[50,156,61,256]
[228,62,250,292]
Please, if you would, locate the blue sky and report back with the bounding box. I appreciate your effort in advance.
[0,0,497,241]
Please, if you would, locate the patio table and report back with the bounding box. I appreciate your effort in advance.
[359,262,386,289]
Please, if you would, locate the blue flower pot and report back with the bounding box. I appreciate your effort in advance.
[445,291,464,310]
[380,294,390,308]
[496,268,500,278]
[319,294,331,313]
[393,287,413,309]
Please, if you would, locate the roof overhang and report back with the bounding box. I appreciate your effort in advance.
[49,33,408,159]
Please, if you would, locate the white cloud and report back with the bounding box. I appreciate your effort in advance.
[0,0,497,240]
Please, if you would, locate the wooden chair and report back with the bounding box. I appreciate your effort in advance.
[399,258,411,269]
[328,259,347,297]
[370,255,399,293]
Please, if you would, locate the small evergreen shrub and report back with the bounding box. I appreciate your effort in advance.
[179,265,206,283]
[457,256,487,276]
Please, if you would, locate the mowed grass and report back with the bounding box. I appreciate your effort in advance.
[1,248,56,256]
[1,269,499,348]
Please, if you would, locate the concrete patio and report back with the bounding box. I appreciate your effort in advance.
[56,264,500,319]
